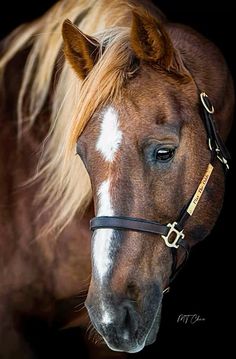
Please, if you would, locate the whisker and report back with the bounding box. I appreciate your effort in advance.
[74,304,85,313]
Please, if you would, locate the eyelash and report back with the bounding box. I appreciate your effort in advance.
[154,147,176,163]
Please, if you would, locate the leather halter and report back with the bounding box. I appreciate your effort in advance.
[90,93,230,285]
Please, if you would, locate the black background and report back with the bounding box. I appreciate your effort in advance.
[0,1,234,358]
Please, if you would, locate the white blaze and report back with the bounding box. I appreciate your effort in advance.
[93,106,122,282]
[96,106,122,162]
[93,180,114,280]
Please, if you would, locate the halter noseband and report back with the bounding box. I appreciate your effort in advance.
[90,92,230,285]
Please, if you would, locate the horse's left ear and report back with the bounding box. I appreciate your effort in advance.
[62,19,100,80]
[130,10,188,76]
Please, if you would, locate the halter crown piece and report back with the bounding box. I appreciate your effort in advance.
[90,92,230,285]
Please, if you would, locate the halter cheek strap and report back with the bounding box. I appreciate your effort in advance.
[90,93,230,285]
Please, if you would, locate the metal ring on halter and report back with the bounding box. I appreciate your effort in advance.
[200,92,215,114]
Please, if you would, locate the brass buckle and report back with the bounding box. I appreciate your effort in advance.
[161,222,185,249]
[200,92,215,114]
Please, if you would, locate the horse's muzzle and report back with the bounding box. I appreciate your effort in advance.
[85,285,162,353]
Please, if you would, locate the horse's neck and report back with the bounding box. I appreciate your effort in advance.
[0,47,47,254]
[167,23,234,139]
[0,50,92,302]
[0,48,50,222]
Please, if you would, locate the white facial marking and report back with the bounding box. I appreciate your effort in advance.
[93,179,114,281]
[96,106,122,162]
[93,107,122,281]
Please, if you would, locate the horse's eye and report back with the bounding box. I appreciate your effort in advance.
[154,147,175,162]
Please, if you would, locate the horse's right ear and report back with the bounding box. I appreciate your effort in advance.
[62,19,100,80]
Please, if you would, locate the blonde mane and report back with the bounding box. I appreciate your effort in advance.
[0,0,147,235]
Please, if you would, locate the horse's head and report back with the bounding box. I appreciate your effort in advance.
[62,11,225,353]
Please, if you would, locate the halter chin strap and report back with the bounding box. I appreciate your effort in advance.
[90,92,230,287]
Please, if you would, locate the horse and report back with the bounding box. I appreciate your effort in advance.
[0,0,234,357]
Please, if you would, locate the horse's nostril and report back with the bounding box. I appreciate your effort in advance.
[124,306,131,327]
[98,298,139,342]
[119,299,139,335]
